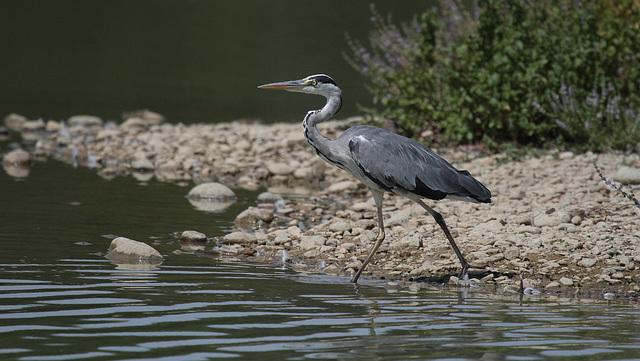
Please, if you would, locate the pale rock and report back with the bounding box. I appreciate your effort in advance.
[188,182,236,200]
[323,264,341,275]
[106,237,164,264]
[257,192,283,203]
[68,115,103,127]
[266,161,294,175]
[340,242,356,252]
[533,211,571,227]
[353,201,373,212]
[558,151,574,159]
[21,119,45,132]
[234,207,274,228]
[508,188,526,200]
[329,220,351,232]
[386,213,409,228]
[545,281,560,289]
[293,167,312,179]
[287,226,303,239]
[46,120,62,132]
[345,260,362,271]
[235,139,251,150]
[504,246,520,260]
[304,249,321,258]
[391,233,422,250]
[611,167,640,184]
[559,277,574,286]
[4,113,26,131]
[223,231,257,244]
[327,180,358,193]
[122,109,165,124]
[578,258,597,267]
[219,244,241,254]
[299,235,326,249]
[179,230,208,251]
[131,154,154,170]
[473,219,504,234]
[292,263,310,272]
[3,149,30,166]
[180,230,207,243]
[120,117,148,130]
[610,272,624,279]
[272,230,290,245]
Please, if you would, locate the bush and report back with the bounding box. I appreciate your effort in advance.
[346,0,640,150]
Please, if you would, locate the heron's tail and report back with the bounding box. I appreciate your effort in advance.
[451,170,491,203]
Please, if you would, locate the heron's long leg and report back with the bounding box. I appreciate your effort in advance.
[351,189,385,283]
[414,199,484,279]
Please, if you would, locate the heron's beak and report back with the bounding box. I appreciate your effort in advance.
[258,79,306,91]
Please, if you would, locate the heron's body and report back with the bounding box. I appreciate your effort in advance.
[259,74,491,283]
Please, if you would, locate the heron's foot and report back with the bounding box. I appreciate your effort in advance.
[457,263,487,281]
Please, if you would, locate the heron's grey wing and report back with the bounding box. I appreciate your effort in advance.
[347,128,490,202]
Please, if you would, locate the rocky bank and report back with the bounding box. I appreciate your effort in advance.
[4,112,640,298]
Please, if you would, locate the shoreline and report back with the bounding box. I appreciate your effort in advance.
[5,112,640,298]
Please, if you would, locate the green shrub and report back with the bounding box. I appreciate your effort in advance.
[346,0,640,150]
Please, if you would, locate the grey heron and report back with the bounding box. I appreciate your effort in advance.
[259,74,491,283]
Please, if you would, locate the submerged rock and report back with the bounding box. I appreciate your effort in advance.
[179,230,208,251]
[106,237,164,264]
[188,182,236,200]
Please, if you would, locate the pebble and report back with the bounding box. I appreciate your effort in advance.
[21,119,45,132]
[299,235,326,250]
[223,231,257,244]
[68,115,103,128]
[578,258,597,268]
[533,211,571,227]
[3,148,30,166]
[611,167,640,184]
[235,207,274,229]
[179,230,208,251]
[504,246,520,260]
[4,113,26,131]
[266,161,295,175]
[257,192,283,203]
[323,264,341,275]
[329,220,351,232]
[131,155,154,170]
[327,180,358,193]
[179,230,207,243]
[559,277,574,286]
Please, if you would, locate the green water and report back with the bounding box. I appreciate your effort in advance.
[0,0,434,124]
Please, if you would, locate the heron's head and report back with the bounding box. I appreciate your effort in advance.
[258,74,340,99]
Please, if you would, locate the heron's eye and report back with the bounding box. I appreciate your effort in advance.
[310,80,317,86]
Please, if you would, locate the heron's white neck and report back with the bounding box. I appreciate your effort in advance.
[302,88,342,163]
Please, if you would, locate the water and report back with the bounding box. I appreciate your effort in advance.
[2,260,640,360]
[2,160,640,360]
[0,0,435,124]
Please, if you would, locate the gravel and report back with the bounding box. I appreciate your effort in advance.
[9,112,640,296]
